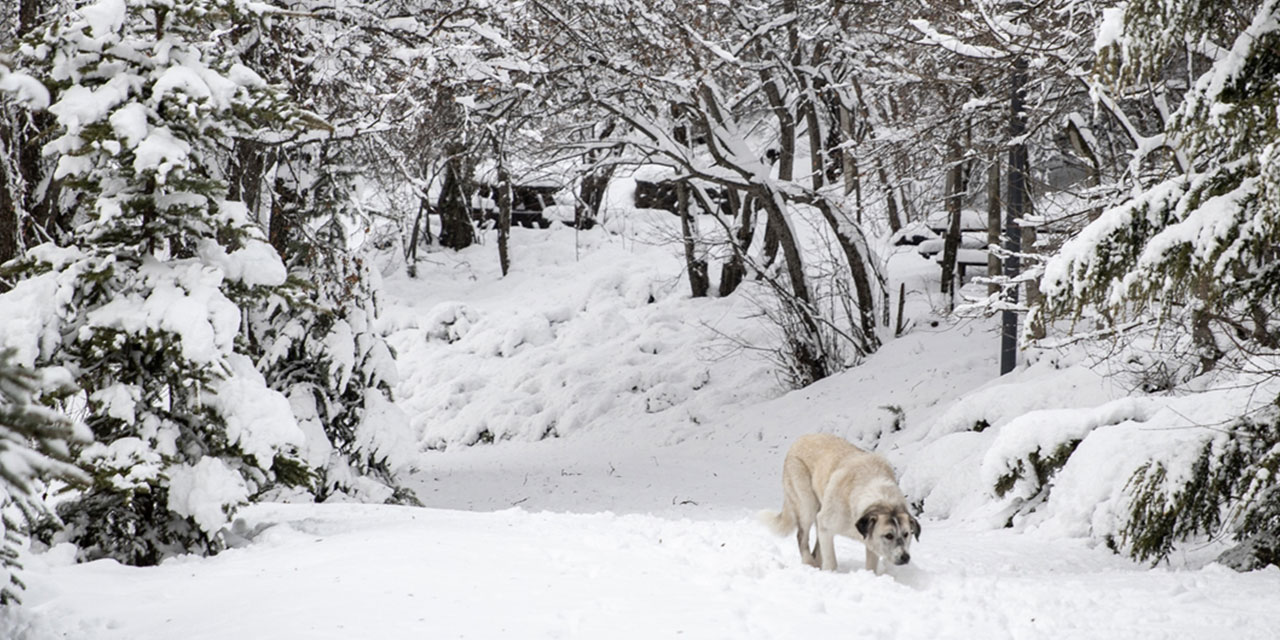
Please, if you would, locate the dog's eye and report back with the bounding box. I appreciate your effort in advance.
[883,533,895,541]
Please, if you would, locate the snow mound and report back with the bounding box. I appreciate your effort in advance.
[384,225,780,450]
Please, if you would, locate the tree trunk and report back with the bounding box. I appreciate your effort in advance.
[496,164,512,277]
[1022,201,1046,340]
[228,140,266,219]
[756,189,810,306]
[987,152,1001,297]
[719,191,752,297]
[406,197,427,278]
[576,121,618,229]
[19,0,45,33]
[1,0,62,280]
[802,85,826,193]
[268,169,300,262]
[437,152,474,251]
[761,69,795,271]
[839,105,857,198]
[0,148,17,283]
[576,164,613,229]
[940,141,964,307]
[802,91,880,351]
[1002,57,1028,376]
[1192,277,1221,373]
[812,199,882,353]
[873,157,903,233]
[677,181,709,298]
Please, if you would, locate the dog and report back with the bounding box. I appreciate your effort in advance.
[760,433,920,574]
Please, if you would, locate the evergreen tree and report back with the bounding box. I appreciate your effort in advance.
[5,0,321,564]
[1037,0,1280,567]
[0,347,87,603]
[1040,0,1280,353]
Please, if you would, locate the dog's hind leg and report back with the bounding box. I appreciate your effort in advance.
[782,456,821,568]
[795,520,818,567]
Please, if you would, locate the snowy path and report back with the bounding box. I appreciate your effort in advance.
[15,504,1279,640]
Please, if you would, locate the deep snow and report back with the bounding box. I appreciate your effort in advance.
[5,217,1279,639]
[8,504,1279,640]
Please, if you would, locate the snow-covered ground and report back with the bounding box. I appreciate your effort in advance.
[10,504,1278,640]
[6,218,1280,639]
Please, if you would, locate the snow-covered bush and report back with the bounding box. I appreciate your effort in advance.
[3,0,321,564]
[249,242,418,503]
[1120,410,1280,569]
[981,400,1152,515]
[0,348,88,603]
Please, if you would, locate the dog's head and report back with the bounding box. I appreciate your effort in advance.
[855,504,921,566]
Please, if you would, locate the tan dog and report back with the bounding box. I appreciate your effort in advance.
[760,434,920,573]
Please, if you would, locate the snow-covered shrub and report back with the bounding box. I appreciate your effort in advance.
[0,348,88,603]
[249,242,418,503]
[981,400,1152,517]
[4,0,321,564]
[1118,409,1279,569]
[248,139,418,502]
[761,295,837,389]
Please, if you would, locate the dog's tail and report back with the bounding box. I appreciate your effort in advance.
[756,508,795,536]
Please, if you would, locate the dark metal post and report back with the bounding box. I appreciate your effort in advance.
[1001,56,1027,376]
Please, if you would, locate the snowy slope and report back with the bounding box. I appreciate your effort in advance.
[5,222,1280,639]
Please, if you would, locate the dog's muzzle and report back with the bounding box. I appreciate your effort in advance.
[895,553,910,565]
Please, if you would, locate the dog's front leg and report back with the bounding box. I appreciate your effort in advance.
[815,511,839,571]
[865,547,881,575]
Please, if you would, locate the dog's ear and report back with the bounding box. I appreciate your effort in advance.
[855,512,877,538]
[908,515,921,540]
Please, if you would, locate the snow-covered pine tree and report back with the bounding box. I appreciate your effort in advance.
[0,347,88,603]
[216,3,420,503]
[1040,0,1280,356]
[1037,0,1280,568]
[3,0,323,564]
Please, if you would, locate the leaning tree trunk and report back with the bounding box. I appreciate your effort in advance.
[576,164,613,229]
[576,121,618,229]
[761,68,796,272]
[754,189,809,302]
[802,92,881,354]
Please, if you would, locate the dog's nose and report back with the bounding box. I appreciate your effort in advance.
[896,553,910,565]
